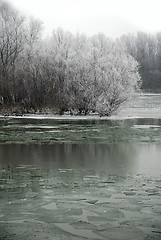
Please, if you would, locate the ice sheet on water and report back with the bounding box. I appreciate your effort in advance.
[97,225,145,240]
[42,202,57,210]
[132,125,161,129]
[54,223,103,239]
[0,219,26,224]
[2,124,59,129]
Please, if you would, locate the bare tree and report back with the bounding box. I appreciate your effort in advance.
[0,1,24,104]
[20,17,44,110]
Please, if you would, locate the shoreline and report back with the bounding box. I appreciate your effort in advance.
[1,113,161,121]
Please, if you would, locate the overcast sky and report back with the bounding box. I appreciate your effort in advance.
[7,0,161,38]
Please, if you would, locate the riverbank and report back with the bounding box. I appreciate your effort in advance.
[1,93,161,119]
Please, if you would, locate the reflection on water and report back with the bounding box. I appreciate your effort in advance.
[0,143,161,240]
[0,143,161,176]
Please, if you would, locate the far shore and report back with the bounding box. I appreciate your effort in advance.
[0,113,160,121]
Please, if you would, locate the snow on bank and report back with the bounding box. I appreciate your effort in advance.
[1,113,161,121]
[0,113,148,120]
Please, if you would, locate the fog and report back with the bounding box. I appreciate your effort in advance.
[7,0,161,38]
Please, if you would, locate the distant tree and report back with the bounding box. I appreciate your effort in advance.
[121,32,160,91]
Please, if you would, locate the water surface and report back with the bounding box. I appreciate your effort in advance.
[0,94,161,240]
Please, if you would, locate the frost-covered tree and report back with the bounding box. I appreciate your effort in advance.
[46,32,141,115]
[46,28,74,113]
[0,1,141,115]
[88,35,141,116]
[95,49,141,115]
[21,17,44,109]
[0,1,24,104]
[64,33,94,114]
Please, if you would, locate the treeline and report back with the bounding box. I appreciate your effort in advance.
[0,1,141,115]
[121,32,161,91]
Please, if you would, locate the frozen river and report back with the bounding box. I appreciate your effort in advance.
[0,94,161,239]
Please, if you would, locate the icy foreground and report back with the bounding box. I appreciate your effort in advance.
[0,165,161,240]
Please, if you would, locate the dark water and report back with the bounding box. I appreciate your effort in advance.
[0,94,161,240]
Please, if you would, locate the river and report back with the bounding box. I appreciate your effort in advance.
[0,94,161,240]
